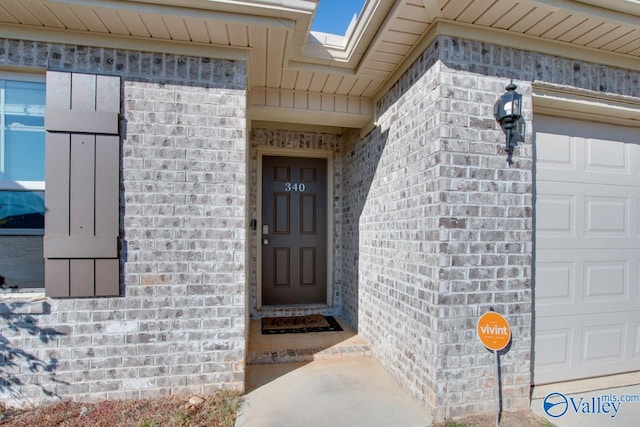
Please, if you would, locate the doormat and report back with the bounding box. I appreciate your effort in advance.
[261,315,343,335]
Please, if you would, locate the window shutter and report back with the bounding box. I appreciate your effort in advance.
[44,72,120,297]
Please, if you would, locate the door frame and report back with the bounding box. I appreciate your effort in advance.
[256,147,334,309]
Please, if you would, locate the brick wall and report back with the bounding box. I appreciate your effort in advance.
[344,36,535,419]
[343,35,639,422]
[0,39,247,406]
[431,39,534,420]
[432,36,637,420]
[342,43,444,414]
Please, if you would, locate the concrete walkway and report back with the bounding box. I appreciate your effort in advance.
[238,316,640,427]
[236,356,432,427]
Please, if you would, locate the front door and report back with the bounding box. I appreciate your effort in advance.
[262,156,327,305]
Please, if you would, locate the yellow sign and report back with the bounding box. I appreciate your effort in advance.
[477,311,511,351]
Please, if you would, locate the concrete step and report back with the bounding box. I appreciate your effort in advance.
[247,342,371,365]
[247,316,371,365]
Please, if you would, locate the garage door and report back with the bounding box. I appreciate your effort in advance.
[534,115,640,384]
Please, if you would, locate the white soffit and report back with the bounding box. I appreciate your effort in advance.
[0,0,639,129]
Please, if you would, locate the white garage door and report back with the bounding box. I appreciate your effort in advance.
[534,115,640,385]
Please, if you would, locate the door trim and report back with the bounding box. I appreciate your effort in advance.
[256,147,334,309]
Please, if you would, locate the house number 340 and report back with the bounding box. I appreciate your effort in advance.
[284,182,306,192]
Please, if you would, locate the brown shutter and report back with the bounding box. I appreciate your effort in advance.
[44,72,120,297]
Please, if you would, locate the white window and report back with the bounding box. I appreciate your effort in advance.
[0,74,45,235]
[0,73,45,291]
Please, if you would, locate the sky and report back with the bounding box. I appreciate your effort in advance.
[311,0,367,35]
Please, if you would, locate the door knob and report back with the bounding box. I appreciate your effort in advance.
[263,238,269,245]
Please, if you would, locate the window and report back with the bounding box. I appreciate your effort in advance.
[1,80,46,182]
[0,74,46,291]
[0,76,46,232]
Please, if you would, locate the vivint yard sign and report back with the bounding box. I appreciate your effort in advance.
[477,310,511,427]
[477,311,511,351]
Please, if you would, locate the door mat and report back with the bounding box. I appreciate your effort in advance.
[261,315,343,335]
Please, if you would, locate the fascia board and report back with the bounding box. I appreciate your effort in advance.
[576,0,640,17]
[56,0,317,18]
[533,83,640,127]
[352,0,413,74]
[294,0,397,68]
[251,120,345,134]
[49,0,300,28]
[251,105,371,128]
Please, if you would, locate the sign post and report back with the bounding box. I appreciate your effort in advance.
[477,311,511,427]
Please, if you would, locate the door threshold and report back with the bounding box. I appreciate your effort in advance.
[256,304,335,319]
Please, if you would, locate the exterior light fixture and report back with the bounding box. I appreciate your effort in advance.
[494,82,522,165]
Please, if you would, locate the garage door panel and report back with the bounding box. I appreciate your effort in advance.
[535,313,638,384]
[534,115,640,384]
[537,185,640,249]
[637,261,640,300]
[535,261,573,303]
[536,130,574,170]
[636,199,640,239]
[535,316,579,384]
[576,312,637,369]
[584,261,627,301]
[542,168,637,191]
[535,115,639,149]
[537,249,636,316]
[585,137,630,174]
[536,117,639,186]
[585,196,628,236]
[534,321,574,373]
[582,322,626,366]
[535,194,574,237]
[634,322,640,360]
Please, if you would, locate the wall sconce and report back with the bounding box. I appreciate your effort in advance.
[494,82,522,165]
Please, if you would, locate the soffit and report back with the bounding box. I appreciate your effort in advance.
[0,0,638,130]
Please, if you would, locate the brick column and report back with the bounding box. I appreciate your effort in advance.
[433,64,533,419]
[343,36,534,421]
